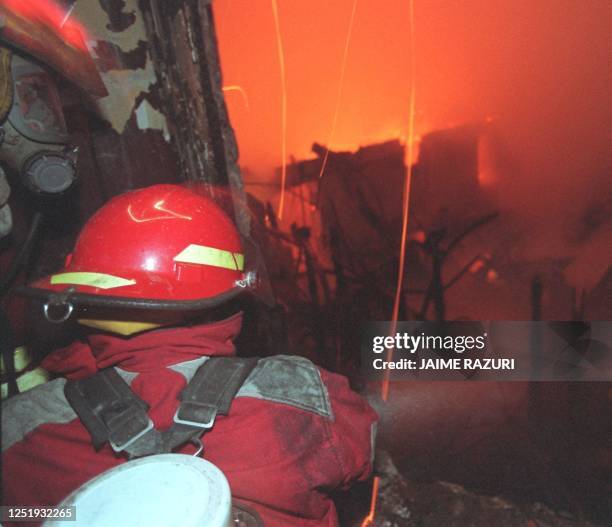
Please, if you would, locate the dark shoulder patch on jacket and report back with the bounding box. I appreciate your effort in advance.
[237,355,333,419]
[1,378,76,452]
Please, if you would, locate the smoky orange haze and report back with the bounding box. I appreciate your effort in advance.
[215,0,611,289]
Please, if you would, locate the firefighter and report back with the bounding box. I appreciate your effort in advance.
[0,0,108,397]
[2,184,377,526]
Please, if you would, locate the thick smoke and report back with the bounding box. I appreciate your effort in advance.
[215,0,611,289]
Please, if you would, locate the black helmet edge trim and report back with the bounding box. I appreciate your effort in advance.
[13,285,248,311]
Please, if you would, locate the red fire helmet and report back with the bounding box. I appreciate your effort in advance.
[21,184,256,314]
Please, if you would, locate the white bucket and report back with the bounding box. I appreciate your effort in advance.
[45,454,232,527]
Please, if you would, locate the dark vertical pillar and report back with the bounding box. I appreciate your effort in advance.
[138,0,249,234]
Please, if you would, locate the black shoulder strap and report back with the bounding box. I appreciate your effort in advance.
[64,368,152,452]
[175,357,259,428]
[64,357,259,459]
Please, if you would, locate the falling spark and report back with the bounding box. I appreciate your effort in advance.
[384,0,417,400]
[222,85,251,111]
[360,475,381,527]
[271,0,288,219]
[60,2,76,28]
[361,1,416,525]
[318,0,359,180]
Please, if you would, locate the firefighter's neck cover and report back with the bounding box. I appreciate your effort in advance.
[44,315,241,379]
[2,314,377,527]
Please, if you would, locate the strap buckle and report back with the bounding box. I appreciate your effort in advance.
[109,417,154,452]
[105,400,155,452]
[173,403,217,429]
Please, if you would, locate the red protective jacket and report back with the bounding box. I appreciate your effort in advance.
[2,314,377,526]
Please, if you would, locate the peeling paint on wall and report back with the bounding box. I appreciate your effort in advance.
[74,0,160,133]
[75,0,146,53]
[135,99,170,142]
[96,62,157,132]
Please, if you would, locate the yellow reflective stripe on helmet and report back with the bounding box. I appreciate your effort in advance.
[173,244,244,271]
[50,272,136,289]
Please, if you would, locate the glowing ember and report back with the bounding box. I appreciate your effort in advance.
[470,258,485,273]
[412,230,426,244]
[222,85,250,111]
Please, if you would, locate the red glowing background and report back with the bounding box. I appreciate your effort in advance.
[215,0,611,179]
[214,1,611,289]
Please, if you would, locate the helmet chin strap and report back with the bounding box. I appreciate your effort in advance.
[77,319,163,336]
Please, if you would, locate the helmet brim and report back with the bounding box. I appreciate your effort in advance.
[14,284,248,311]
